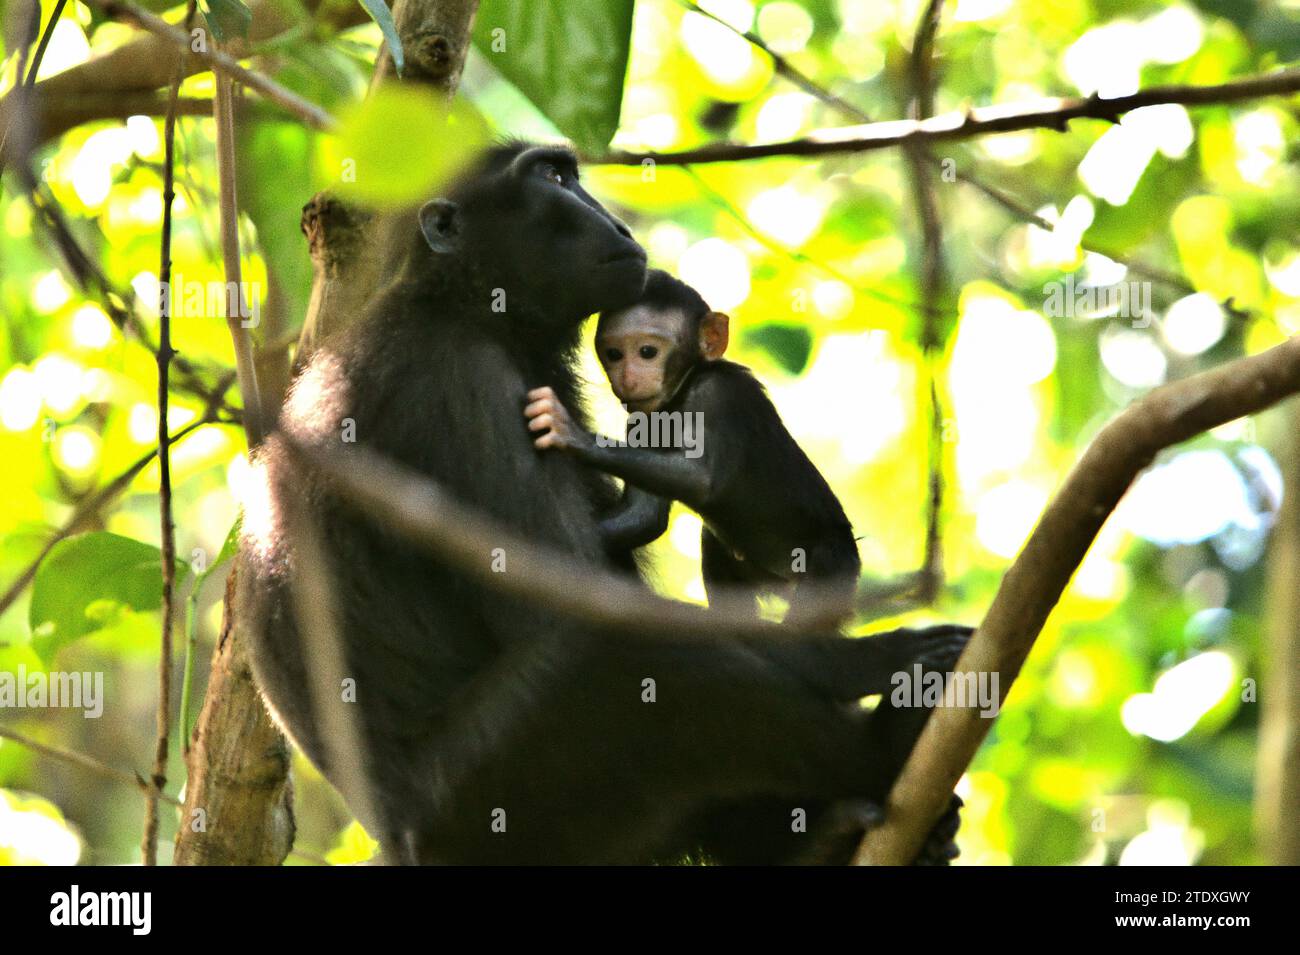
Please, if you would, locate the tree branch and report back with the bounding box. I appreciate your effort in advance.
[904,0,949,604]
[81,0,337,131]
[664,0,1217,314]
[596,67,1300,165]
[674,0,871,123]
[278,430,880,638]
[211,61,266,446]
[0,0,364,164]
[0,725,171,804]
[1257,402,1300,864]
[854,331,1300,864]
[12,165,240,417]
[0,724,326,864]
[142,0,196,868]
[172,568,295,865]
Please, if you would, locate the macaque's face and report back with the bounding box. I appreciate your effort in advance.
[595,305,693,413]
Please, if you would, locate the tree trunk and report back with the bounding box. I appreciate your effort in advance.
[1257,400,1300,864]
[174,0,480,866]
[298,0,481,355]
[174,569,294,865]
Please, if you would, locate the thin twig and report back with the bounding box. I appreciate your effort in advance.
[212,59,266,446]
[142,0,195,868]
[904,0,949,602]
[0,414,225,619]
[679,165,946,317]
[910,0,946,120]
[0,725,172,804]
[666,0,1210,310]
[674,0,871,122]
[82,0,336,131]
[17,175,240,416]
[596,66,1300,165]
[21,0,69,87]
[0,724,329,864]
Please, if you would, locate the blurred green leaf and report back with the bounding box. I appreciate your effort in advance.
[238,122,315,332]
[743,323,813,375]
[1085,154,1198,254]
[200,0,252,43]
[197,518,240,590]
[471,0,634,152]
[319,87,489,208]
[28,532,183,663]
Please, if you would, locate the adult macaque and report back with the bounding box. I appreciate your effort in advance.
[526,269,862,625]
[242,143,966,864]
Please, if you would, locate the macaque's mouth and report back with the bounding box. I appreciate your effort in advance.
[599,246,648,265]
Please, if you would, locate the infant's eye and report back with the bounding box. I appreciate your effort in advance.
[539,163,564,186]
[605,348,623,362]
[639,345,659,360]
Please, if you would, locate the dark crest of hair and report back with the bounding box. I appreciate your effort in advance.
[636,269,711,321]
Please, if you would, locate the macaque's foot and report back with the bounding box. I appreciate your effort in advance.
[909,624,972,673]
[911,794,963,866]
[799,794,963,866]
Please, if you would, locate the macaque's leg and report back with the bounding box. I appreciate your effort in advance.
[784,539,862,627]
[700,527,764,616]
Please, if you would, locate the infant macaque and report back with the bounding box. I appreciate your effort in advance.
[525,269,861,624]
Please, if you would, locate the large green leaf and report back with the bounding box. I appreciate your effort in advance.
[28,532,183,663]
[471,0,634,153]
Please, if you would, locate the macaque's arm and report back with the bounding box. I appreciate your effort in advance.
[524,387,714,507]
[599,485,672,552]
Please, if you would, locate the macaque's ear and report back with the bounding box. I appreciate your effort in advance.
[419,199,461,254]
[699,311,730,361]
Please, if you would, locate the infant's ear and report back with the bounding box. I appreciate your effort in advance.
[699,311,730,361]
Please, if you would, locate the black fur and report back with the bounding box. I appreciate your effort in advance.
[582,270,861,623]
[240,142,966,864]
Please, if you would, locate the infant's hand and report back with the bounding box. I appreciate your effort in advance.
[525,386,586,452]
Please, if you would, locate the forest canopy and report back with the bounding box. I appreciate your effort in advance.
[0,0,1297,866]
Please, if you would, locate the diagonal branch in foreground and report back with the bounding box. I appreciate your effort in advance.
[854,331,1300,864]
[279,431,881,638]
[596,67,1300,166]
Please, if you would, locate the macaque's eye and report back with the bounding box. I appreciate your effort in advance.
[639,345,659,360]
[604,348,624,362]
[538,163,565,186]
